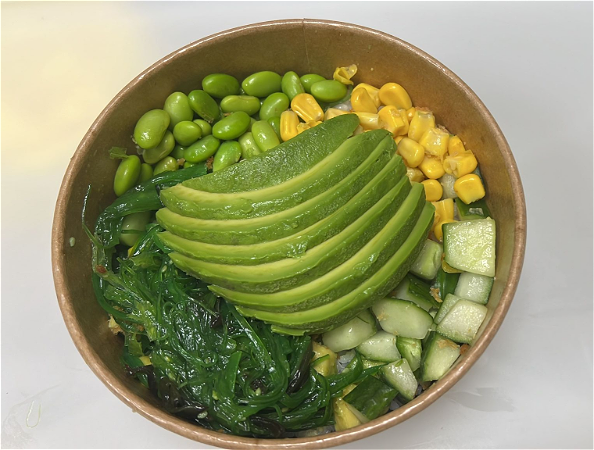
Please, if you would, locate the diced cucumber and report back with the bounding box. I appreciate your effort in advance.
[381,358,418,401]
[343,375,398,420]
[455,197,491,220]
[420,332,460,382]
[439,173,457,199]
[372,298,433,339]
[454,272,494,305]
[322,309,377,352]
[443,218,496,277]
[436,299,488,344]
[356,330,401,362]
[409,239,443,280]
[362,358,386,370]
[434,293,462,325]
[434,267,460,302]
[390,273,439,311]
[395,337,422,372]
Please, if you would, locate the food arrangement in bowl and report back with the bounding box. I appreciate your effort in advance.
[84,61,497,438]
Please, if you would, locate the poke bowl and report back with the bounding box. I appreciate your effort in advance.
[52,19,526,449]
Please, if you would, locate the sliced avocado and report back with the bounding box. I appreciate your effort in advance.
[207,183,427,311]
[157,151,405,265]
[156,135,396,245]
[162,129,389,220]
[181,114,359,193]
[168,170,410,294]
[235,202,435,335]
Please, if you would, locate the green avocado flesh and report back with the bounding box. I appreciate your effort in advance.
[181,114,359,193]
[235,202,435,335]
[161,129,389,220]
[207,183,427,310]
[157,154,407,266]
[156,135,398,245]
[170,176,412,294]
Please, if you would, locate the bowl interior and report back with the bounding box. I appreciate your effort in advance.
[52,19,526,449]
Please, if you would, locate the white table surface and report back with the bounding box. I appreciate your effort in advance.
[2,2,592,449]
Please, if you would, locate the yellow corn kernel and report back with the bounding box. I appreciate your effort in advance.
[379,82,413,110]
[324,108,348,121]
[394,135,404,144]
[296,120,322,134]
[421,179,443,202]
[419,155,445,179]
[396,109,410,136]
[434,219,456,242]
[454,174,486,204]
[408,109,436,142]
[312,342,337,377]
[139,356,152,366]
[351,88,378,113]
[448,135,466,156]
[333,64,357,85]
[397,137,425,168]
[406,107,416,122]
[353,125,365,135]
[406,167,425,183]
[355,112,381,130]
[378,105,407,135]
[280,110,299,141]
[353,83,381,107]
[291,93,323,122]
[432,198,455,223]
[443,150,478,178]
[419,127,450,158]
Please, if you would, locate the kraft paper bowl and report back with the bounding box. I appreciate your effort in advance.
[52,19,526,449]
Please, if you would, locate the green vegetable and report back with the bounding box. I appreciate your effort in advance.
[220,95,261,116]
[267,116,281,140]
[134,109,170,150]
[434,267,460,302]
[120,211,151,247]
[173,121,202,146]
[281,71,305,100]
[251,120,280,152]
[170,145,186,160]
[143,130,175,164]
[153,156,178,175]
[163,92,193,129]
[114,155,141,196]
[213,141,242,172]
[241,71,282,97]
[300,74,326,94]
[259,92,289,120]
[137,163,154,184]
[202,73,240,99]
[310,80,348,103]
[184,135,221,163]
[238,131,261,160]
[188,90,220,123]
[212,111,251,140]
[343,375,397,420]
[193,119,212,136]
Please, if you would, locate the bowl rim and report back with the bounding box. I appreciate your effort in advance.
[52,18,527,449]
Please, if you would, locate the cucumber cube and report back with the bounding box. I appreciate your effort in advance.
[421,332,461,382]
[409,239,443,280]
[443,218,496,277]
[381,358,418,401]
[454,272,494,305]
[372,298,433,339]
[434,293,462,325]
[436,299,488,344]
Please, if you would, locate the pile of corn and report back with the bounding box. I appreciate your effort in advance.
[279,64,486,243]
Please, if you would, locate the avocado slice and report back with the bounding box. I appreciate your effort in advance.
[156,135,396,245]
[157,149,405,266]
[170,175,411,294]
[162,129,389,220]
[206,183,427,311]
[181,114,359,193]
[235,202,435,335]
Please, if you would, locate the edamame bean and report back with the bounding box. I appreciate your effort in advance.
[120,211,151,247]
[173,121,202,146]
[202,74,240,99]
[163,92,193,129]
[311,80,348,103]
[193,119,212,136]
[251,120,280,152]
[183,161,196,168]
[259,92,290,121]
[213,141,242,172]
[154,156,178,175]
[300,74,326,94]
[238,132,261,160]
[133,109,170,150]
[184,135,220,163]
[248,117,257,131]
[188,90,220,123]
[171,145,186,160]
[281,71,305,100]
[137,163,154,183]
[220,95,261,116]
[241,71,282,98]
[143,130,175,164]
[212,111,251,140]
[267,116,281,141]
[114,155,141,196]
